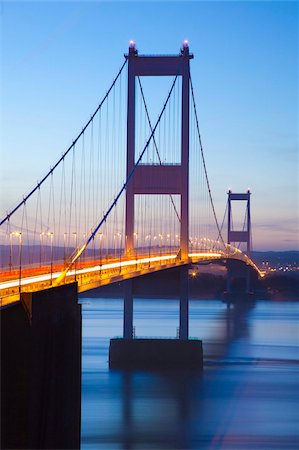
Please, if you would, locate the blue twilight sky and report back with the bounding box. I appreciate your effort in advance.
[0,1,298,251]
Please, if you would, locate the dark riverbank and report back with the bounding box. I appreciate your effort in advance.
[262,272,299,301]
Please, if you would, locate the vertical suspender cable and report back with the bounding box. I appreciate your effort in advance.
[190,75,226,249]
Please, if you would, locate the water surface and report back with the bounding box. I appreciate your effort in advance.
[80,298,299,449]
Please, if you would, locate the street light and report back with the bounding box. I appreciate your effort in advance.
[114,233,117,259]
[134,232,138,256]
[40,231,45,267]
[9,231,22,272]
[166,233,170,253]
[98,232,103,265]
[145,234,151,265]
[175,234,179,252]
[133,232,138,268]
[73,232,77,278]
[159,233,163,257]
[9,232,13,271]
[48,232,54,284]
[12,232,22,292]
[63,233,67,263]
[117,233,122,273]
[82,233,86,262]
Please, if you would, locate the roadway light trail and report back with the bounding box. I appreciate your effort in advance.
[0,249,262,298]
[0,248,263,312]
[0,252,225,291]
[0,254,180,297]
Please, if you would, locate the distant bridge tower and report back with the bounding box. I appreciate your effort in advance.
[227,189,252,295]
[227,190,251,256]
[125,41,193,260]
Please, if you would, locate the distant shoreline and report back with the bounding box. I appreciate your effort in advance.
[78,267,299,301]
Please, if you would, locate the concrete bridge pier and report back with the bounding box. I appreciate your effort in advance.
[1,283,81,450]
[226,189,254,303]
[122,268,190,341]
[246,266,251,294]
[123,279,134,339]
[109,267,203,370]
[179,265,189,339]
[225,260,254,304]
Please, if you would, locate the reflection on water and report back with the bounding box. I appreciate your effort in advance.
[81,299,299,449]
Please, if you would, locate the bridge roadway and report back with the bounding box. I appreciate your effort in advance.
[0,250,262,307]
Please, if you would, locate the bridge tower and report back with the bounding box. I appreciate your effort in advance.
[227,189,252,294]
[125,41,193,261]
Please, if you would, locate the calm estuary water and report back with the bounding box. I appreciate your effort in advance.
[80,298,299,449]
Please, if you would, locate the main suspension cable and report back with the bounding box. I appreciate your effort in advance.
[55,66,181,283]
[0,59,127,227]
[216,199,228,243]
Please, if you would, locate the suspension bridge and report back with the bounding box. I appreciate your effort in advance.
[0,41,262,308]
[1,42,266,449]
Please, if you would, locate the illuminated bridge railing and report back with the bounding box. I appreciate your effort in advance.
[0,244,262,307]
[0,253,184,306]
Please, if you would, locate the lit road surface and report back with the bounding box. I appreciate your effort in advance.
[0,252,225,293]
[1,249,265,308]
[0,254,179,291]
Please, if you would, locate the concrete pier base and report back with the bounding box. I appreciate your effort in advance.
[109,338,203,370]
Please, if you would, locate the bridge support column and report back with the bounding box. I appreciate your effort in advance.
[123,279,134,339]
[226,266,232,294]
[1,283,81,450]
[179,265,189,339]
[225,259,255,303]
[109,269,203,370]
[246,266,251,294]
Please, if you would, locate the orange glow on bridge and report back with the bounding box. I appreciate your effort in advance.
[0,247,262,308]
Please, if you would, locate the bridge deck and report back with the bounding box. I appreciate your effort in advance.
[0,251,262,307]
[0,252,227,307]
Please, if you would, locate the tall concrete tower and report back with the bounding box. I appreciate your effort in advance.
[227,189,251,256]
[227,189,252,294]
[125,41,193,260]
